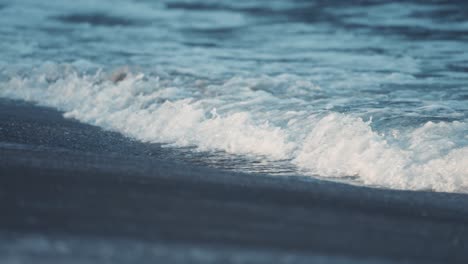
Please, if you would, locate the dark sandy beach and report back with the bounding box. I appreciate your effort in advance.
[1,98,468,263]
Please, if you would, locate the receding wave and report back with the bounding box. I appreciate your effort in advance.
[1,63,467,193]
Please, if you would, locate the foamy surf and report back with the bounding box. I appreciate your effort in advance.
[1,63,467,193]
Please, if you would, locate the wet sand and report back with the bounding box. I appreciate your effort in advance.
[1,99,468,263]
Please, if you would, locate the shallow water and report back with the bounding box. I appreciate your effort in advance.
[0,0,467,192]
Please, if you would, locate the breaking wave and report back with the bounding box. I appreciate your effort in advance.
[1,63,467,193]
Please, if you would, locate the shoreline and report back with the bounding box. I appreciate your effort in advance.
[1,98,468,263]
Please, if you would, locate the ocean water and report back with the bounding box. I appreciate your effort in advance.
[0,0,467,193]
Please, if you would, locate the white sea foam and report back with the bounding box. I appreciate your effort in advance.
[294,114,468,192]
[1,64,467,193]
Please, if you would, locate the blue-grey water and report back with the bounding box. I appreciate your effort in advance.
[0,0,467,193]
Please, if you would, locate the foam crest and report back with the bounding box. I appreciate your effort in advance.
[294,114,468,192]
[1,66,293,159]
[1,65,467,193]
